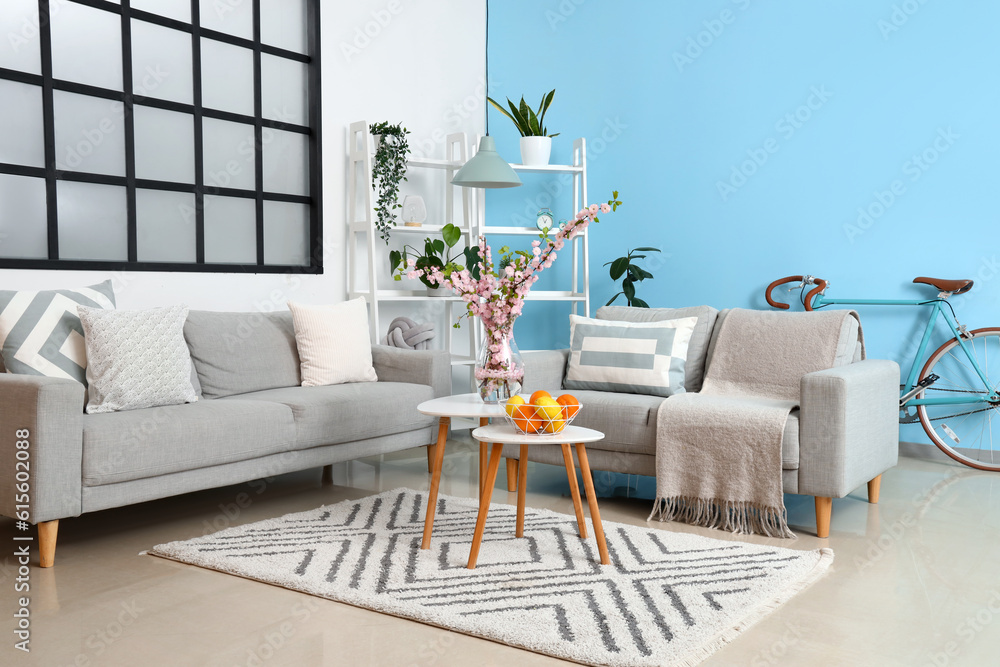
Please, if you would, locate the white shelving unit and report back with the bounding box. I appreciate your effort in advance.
[347,120,590,381]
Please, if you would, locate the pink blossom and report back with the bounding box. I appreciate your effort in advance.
[600,203,611,213]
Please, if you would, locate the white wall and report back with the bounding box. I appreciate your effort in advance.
[0,0,485,317]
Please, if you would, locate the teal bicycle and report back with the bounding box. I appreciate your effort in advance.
[765,274,1000,471]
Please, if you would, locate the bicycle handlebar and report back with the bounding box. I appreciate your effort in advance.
[765,275,829,311]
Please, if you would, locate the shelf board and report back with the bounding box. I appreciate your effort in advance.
[510,163,584,174]
[354,289,583,302]
[526,291,586,301]
[482,226,587,236]
[406,156,464,170]
[389,224,472,234]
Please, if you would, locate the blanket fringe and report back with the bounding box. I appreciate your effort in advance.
[648,495,797,539]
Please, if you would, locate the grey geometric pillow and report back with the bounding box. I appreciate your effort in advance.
[0,281,116,384]
[78,305,199,414]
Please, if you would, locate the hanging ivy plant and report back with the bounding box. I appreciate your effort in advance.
[370,121,410,243]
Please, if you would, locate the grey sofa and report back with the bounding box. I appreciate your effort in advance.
[505,305,900,538]
[0,311,450,567]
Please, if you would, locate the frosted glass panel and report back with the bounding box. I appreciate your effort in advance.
[263,201,308,266]
[199,0,252,40]
[0,80,45,167]
[132,0,190,23]
[131,21,193,104]
[0,175,47,259]
[260,0,307,54]
[201,39,254,116]
[57,182,128,261]
[0,0,42,75]
[136,190,196,263]
[202,118,256,191]
[49,1,123,91]
[134,107,195,183]
[53,91,126,176]
[204,196,256,264]
[261,55,308,126]
[262,130,308,196]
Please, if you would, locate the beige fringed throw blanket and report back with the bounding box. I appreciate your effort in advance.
[650,308,864,538]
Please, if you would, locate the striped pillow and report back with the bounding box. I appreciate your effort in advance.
[564,314,698,397]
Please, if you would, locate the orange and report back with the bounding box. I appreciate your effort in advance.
[529,390,552,405]
[557,394,581,420]
[512,403,542,434]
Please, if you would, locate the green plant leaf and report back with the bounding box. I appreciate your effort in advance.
[632,297,650,308]
[414,255,444,289]
[506,100,530,136]
[538,89,555,129]
[488,97,518,125]
[526,106,541,136]
[633,247,660,252]
[519,98,539,136]
[441,223,461,248]
[631,266,654,280]
[623,279,636,301]
[609,256,629,280]
[432,239,445,254]
[606,292,622,306]
[424,239,436,257]
[389,249,401,272]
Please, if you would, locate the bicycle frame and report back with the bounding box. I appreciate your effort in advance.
[810,292,999,406]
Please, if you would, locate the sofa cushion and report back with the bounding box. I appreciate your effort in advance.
[596,305,719,393]
[571,390,800,469]
[222,382,435,449]
[82,399,296,486]
[184,311,301,399]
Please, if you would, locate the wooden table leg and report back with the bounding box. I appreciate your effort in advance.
[561,443,587,538]
[516,444,528,538]
[575,443,610,565]
[506,458,519,492]
[468,442,505,569]
[479,418,489,498]
[420,417,451,550]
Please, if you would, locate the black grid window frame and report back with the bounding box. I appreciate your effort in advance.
[0,0,323,274]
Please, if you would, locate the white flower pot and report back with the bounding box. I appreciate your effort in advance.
[519,136,552,166]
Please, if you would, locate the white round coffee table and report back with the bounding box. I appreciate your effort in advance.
[467,423,609,570]
[416,394,505,550]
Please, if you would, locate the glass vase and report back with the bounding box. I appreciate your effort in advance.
[474,332,524,403]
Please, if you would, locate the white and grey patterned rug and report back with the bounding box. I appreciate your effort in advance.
[147,489,832,667]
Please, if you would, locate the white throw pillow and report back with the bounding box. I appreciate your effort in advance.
[78,305,199,414]
[288,299,377,386]
[563,314,698,397]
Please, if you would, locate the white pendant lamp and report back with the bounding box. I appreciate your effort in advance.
[451,1,521,189]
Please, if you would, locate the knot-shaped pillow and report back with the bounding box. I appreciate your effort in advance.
[381,317,435,350]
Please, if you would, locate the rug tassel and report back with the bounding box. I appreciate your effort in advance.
[650,496,796,539]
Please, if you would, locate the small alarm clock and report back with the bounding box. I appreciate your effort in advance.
[536,208,554,232]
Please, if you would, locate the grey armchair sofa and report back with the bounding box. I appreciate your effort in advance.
[1,311,450,567]
[505,305,900,538]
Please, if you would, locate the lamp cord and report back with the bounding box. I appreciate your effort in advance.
[485,0,489,135]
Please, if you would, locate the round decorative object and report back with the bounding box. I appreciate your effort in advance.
[536,208,554,232]
[381,317,435,350]
[401,195,427,227]
[503,400,582,435]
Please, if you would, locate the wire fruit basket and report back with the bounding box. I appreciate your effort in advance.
[503,398,582,435]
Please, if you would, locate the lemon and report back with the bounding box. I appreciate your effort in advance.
[505,394,526,418]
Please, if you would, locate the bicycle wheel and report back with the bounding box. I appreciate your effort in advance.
[916,327,1000,471]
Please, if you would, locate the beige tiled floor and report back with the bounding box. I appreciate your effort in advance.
[2,438,999,666]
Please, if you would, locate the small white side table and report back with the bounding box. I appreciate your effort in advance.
[416,394,505,550]
[468,424,610,570]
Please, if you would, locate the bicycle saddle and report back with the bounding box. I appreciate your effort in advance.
[913,276,974,294]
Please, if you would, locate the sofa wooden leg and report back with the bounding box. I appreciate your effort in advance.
[38,520,58,568]
[505,458,518,492]
[814,497,832,539]
[321,465,333,486]
[867,475,882,504]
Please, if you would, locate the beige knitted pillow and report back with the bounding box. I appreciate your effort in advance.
[288,298,377,386]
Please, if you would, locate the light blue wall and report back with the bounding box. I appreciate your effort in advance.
[487,0,1000,392]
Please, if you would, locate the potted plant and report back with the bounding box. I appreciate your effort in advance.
[605,247,661,308]
[389,224,480,296]
[488,89,559,166]
[370,121,410,243]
